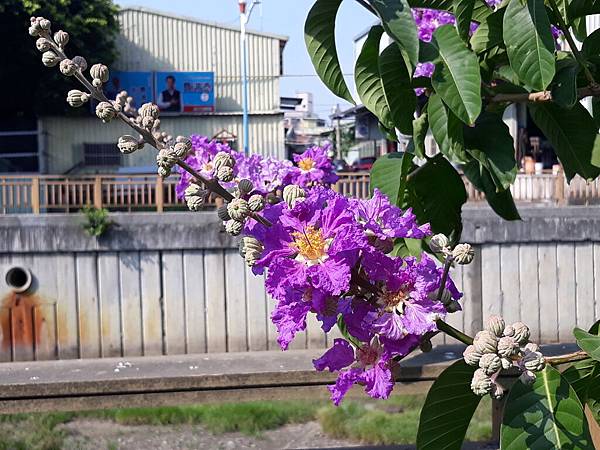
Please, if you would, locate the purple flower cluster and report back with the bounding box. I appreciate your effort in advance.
[175,137,337,199]
[244,187,462,405]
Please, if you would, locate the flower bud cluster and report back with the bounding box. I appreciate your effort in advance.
[429,234,475,265]
[184,184,208,212]
[29,17,51,37]
[116,91,137,116]
[239,236,264,267]
[463,315,545,399]
[117,135,143,154]
[95,101,119,123]
[156,146,179,178]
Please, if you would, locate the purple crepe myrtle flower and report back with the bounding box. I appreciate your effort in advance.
[350,188,431,244]
[285,145,339,188]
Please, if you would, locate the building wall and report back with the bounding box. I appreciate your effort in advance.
[0,207,599,361]
[40,114,284,173]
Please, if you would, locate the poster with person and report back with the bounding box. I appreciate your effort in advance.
[104,72,153,109]
[155,72,215,114]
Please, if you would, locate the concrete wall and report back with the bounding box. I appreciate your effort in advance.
[1,206,599,361]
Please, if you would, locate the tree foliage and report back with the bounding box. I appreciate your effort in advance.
[0,0,118,122]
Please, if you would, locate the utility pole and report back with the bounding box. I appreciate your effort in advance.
[239,0,260,156]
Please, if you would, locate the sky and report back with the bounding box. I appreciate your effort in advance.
[116,0,375,119]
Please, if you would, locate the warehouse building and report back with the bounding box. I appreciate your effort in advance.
[39,7,287,174]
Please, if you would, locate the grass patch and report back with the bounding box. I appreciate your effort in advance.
[317,394,492,446]
[0,412,74,450]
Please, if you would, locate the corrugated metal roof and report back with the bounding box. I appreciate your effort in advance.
[119,6,289,42]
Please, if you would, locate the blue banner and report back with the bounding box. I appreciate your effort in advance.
[155,72,215,114]
[105,72,154,109]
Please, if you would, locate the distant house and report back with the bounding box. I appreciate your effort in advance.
[35,7,288,174]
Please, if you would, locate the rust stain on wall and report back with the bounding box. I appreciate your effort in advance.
[0,292,44,351]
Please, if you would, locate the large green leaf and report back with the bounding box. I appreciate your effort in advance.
[305,0,354,104]
[568,0,600,20]
[575,327,600,362]
[453,0,476,41]
[379,43,416,135]
[463,112,518,190]
[463,159,521,220]
[551,58,579,109]
[355,25,394,129]
[428,93,468,163]
[370,152,413,206]
[368,0,419,68]
[501,365,592,450]
[503,0,556,91]
[416,360,480,450]
[529,102,600,181]
[407,154,467,241]
[582,28,600,58]
[470,7,505,54]
[563,359,599,403]
[431,25,482,125]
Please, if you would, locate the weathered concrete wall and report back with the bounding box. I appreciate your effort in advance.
[0,206,599,361]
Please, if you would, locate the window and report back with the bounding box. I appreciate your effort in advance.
[84,143,122,166]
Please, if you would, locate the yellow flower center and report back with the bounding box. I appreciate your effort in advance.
[203,162,214,172]
[290,226,328,263]
[298,157,315,172]
[381,288,410,313]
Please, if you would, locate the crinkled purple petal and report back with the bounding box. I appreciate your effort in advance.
[313,339,355,372]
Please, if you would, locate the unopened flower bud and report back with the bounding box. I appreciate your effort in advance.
[90,63,109,83]
[240,237,263,266]
[485,315,506,337]
[419,338,432,353]
[473,330,498,354]
[42,51,60,67]
[227,198,249,221]
[53,30,69,47]
[141,116,155,130]
[463,345,482,366]
[171,142,188,158]
[248,194,265,212]
[29,25,41,37]
[238,179,254,195]
[39,18,51,30]
[92,78,102,88]
[66,90,90,108]
[479,353,502,375]
[217,205,231,221]
[139,102,160,119]
[429,233,449,253]
[72,56,87,71]
[497,336,519,358]
[283,185,306,208]
[266,193,281,205]
[519,370,537,385]
[184,185,206,212]
[524,342,539,353]
[503,325,515,337]
[225,220,243,236]
[59,59,78,76]
[156,147,178,170]
[117,135,141,154]
[36,38,51,52]
[471,369,493,396]
[512,322,530,345]
[217,166,234,182]
[501,357,512,370]
[157,166,171,178]
[213,151,235,171]
[95,101,117,123]
[453,243,475,265]
[522,351,545,372]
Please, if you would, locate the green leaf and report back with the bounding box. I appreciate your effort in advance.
[582,28,600,58]
[503,0,556,91]
[471,7,505,54]
[368,0,419,68]
[453,0,476,41]
[571,16,588,41]
[431,25,482,125]
[407,154,467,241]
[305,0,354,104]
[413,112,429,159]
[355,25,394,129]
[575,327,600,362]
[463,112,518,190]
[563,359,599,403]
[568,0,600,20]
[551,58,579,108]
[529,102,600,181]
[379,43,416,135]
[428,93,468,163]
[416,360,480,450]
[370,152,413,206]
[501,365,592,450]
[463,160,521,220]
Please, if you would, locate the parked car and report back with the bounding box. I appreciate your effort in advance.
[351,157,376,172]
[332,159,350,172]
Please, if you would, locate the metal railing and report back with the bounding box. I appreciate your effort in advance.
[0,171,596,214]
